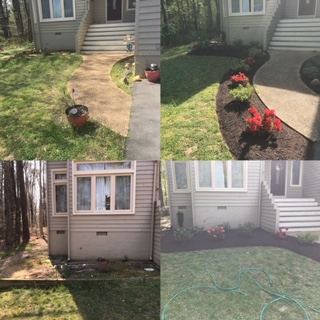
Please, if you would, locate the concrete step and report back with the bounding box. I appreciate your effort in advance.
[82,45,129,51]
[274,31,320,37]
[276,26,320,32]
[89,22,135,28]
[281,211,320,216]
[280,216,320,222]
[270,41,320,48]
[277,22,320,28]
[83,40,125,46]
[279,18,320,23]
[279,207,320,211]
[272,36,320,42]
[82,51,132,55]
[287,227,320,232]
[269,46,320,51]
[274,198,316,203]
[279,221,320,228]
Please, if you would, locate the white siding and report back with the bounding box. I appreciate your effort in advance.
[286,161,303,198]
[260,181,278,232]
[134,0,161,76]
[302,161,320,203]
[285,0,299,18]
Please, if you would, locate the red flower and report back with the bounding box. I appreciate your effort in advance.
[207,230,211,234]
[244,57,256,66]
[248,107,258,115]
[213,235,217,238]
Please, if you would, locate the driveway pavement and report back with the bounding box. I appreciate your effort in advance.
[254,50,320,141]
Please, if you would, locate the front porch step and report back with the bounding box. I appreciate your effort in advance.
[287,227,320,232]
[269,18,320,51]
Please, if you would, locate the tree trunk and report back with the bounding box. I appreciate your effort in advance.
[206,0,214,31]
[23,0,33,42]
[17,161,30,244]
[192,0,199,31]
[39,161,43,236]
[0,0,10,39]
[215,0,221,35]
[12,0,24,39]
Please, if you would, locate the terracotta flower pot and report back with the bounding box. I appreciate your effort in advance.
[65,105,89,128]
[144,69,160,83]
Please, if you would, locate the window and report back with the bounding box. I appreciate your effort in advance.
[229,0,264,15]
[291,161,302,186]
[196,161,247,191]
[172,162,190,193]
[73,161,135,214]
[39,0,75,21]
[52,170,68,215]
[127,0,136,10]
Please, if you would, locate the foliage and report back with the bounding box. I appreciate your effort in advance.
[218,221,231,231]
[191,40,211,50]
[248,47,264,60]
[177,210,184,228]
[244,57,256,67]
[207,226,225,240]
[245,107,282,134]
[297,232,319,245]
[275,228,289,239]
[233,39,243,48]
[229,84,254,102]
[238,222,255,235]
[230,72,249,87]
[110,57,134,95]
[301,66,320,81]
[232,60,251,73]
[174,228,193,242]
[161,206,170,216]
[192,226,204,236]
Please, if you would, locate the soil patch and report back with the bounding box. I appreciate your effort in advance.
[189,45,314,159]
[161,228,320,262]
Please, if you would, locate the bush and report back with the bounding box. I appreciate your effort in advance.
[248,47,264,60]
[230,72,249,87]
[207,226,225,240]
[233,39,243,48]
[161,207,170,216]
[301,66,320,81]
[232,60,251,73]
[238,222,255,235]
[192,226,204,236]
[174,228,193,242]
[177,210,184,228]
[218,221,231,231]
[229,84,254,102]
[297,233,319,245]
[192,40,210,50]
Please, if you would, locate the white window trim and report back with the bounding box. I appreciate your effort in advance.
[172,161,191,193]
[72,161,136,215]
[38,0,76,22]
[195,161,247,192]
[228,0,265,16]
[290,161,303,187]
[52,169,68,217]
[127,0,136,11]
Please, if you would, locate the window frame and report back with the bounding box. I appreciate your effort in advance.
[72,161,136,215]
[228,0,265,16]
[38,0,76,22]
[290,160,303,187]
[51,169,68,216]
[195,161,247,192]
[172,161,191,193]
[127,0,136,11]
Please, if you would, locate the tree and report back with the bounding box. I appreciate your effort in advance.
[0,0,10,39]
[11,0,24,39]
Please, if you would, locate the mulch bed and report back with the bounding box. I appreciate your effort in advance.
[161,228,320,262]
[189,45,315,160]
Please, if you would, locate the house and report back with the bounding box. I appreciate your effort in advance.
[219,0,320,51]
[29,0,161,73]
[166,161,320,233]
[47,160,160,266]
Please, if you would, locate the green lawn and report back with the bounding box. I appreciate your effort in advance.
[0,278,160,319]
[161,248,320,320]
[161,46,238,159]
[0,50,126,159]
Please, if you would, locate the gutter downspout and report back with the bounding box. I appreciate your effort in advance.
[149,161,158,261]
[67,160,71,261]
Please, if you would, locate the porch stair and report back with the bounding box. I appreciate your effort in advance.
[275,198,320,232]
[81,23,135,54]
[269,18,320,51]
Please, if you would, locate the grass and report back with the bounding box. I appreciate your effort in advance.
[161,45,237,159]
[0,50,126,159]
[161,247,320,320]
[0,278,160,319]
[0,243,35,259]
[110,56,134,96]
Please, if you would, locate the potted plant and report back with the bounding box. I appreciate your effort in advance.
[144,63,160,83]
[65,89,89,128]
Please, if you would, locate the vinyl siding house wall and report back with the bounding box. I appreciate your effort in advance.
[47,160,160,266]
[220,0,320,51]
[167,161,320,233]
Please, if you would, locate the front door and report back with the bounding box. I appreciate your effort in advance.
[107,0,122,21]
[299,0,317,16]
[270,161,287,196]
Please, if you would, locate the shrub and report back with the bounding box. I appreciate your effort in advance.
[161,207,170,216]
[229,84,254,102]
[218,221,232,231]
[192,40,211,50]
[297,232,319,245]
[244,57,256,67]
[207,226,225,240]
[177,210,184,228]
[248,47,264,59]
[233,39,243,48]
[232,60,251,73]
[245,107,282,134]
[238,222,255,235]
[230,72,249,87]
[301,66,320,81]
[249,41,262,49]
[192,226,204,236]
[174,228,193,242]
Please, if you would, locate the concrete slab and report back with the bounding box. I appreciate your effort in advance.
[125,80,160,160]
[254,50,320,141]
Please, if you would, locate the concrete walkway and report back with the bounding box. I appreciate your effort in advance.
[125,80,160,159]
[68,54,132,136]
[254,50,320,141]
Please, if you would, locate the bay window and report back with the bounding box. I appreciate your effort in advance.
[196,161,247,191]
[229,0,264,15]
[39,0,75,21]
[74,161,135,214]
[52,170,68,215]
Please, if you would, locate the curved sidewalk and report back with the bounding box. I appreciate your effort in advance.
[254,50,320,141]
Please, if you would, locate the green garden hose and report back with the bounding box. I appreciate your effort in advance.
[161,260,320,320]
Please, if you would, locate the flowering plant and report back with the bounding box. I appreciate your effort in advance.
[230,72,249,87]
[207,226,225,240]
[244,57,256,66]
[275,227,288,239]
[245,107,282,134]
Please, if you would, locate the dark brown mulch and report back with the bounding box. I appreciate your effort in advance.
[161,228,320,262]
[188,45,315,160]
